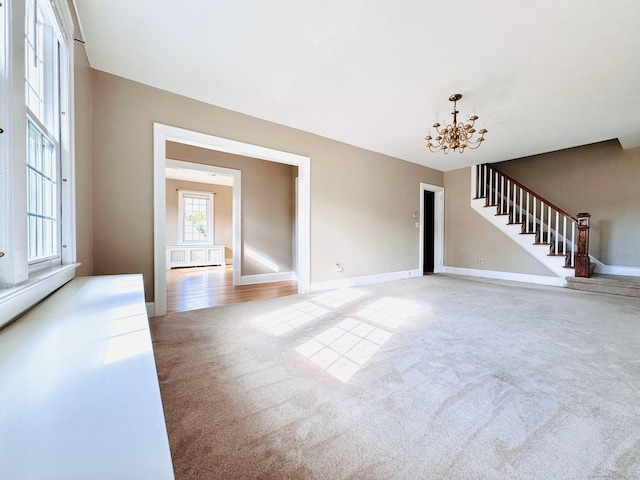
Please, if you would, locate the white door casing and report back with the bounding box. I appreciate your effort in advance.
[153,123,311,317]
[419,182,444,274]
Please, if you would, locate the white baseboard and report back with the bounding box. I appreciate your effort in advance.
[238,271,296,286]
[310,269,423,293]
[595,264,640,277]
[146,302,156,318]
[442,266,566,287]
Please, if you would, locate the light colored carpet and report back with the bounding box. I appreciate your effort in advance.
[151,274,640,479]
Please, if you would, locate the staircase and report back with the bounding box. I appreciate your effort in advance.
[470,164,588,282]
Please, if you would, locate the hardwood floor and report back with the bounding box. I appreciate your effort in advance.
[166,265,298,314]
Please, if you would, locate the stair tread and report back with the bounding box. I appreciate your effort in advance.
[567,275,640,297]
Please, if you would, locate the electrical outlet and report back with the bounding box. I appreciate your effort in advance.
[334,262,343,272]
[478,257,484,264]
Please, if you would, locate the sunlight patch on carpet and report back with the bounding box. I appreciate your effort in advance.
[311,288,366,308]
[355,297,418,329]
[255,301,329,336]
[296,318,393,382]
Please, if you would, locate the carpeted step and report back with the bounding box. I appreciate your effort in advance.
[566,274,640,298]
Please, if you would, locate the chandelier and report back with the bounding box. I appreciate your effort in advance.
[425,94,487,154]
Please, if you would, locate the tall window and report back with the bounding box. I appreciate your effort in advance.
[25,0,62,265]
[0,0,74,327]
[178,190,214,244]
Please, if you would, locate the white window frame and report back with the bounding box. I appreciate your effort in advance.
[25,0,63,271]
[178,190,215,245]
[0,0,77,329]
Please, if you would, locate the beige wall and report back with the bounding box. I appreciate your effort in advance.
[73,24,92,276]
[444,168,555,276]
[165,179,233,260]
[90,71,443,301]
[495,140,640,267]
[166,143,295,275]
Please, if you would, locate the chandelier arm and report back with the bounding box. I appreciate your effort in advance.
[465,140,484,150]
[428,144,447,153]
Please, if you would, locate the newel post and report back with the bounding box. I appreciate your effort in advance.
[575,213,591,277]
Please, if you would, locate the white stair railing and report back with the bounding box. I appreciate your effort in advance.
[474,164,579,269]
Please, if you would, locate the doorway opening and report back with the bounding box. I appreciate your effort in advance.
[163,158,298,313]
[423,191,435,273]
[419,183,444,275]
[153,123,310,317]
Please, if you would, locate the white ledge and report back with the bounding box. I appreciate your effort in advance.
[0,275,174,479]
[0,263,79,329]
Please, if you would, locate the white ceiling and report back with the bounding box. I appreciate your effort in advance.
[166,166,234,186]
[73,0,640,172]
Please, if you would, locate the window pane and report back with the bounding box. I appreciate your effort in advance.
[27,121,58,261]
[25,0,45,121]
[181,194,211,243]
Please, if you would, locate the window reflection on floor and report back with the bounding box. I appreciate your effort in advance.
[355,297,418,329]
[254,286,420,383]
[255,301,329,336]
[296,318,393,383]
[311,288,366,308]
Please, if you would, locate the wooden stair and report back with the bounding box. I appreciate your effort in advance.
[471,164,591,282]
[488,199,577,272]
[472,164,637,289]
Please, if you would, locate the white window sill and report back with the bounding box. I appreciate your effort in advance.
[0,275,174,479]
[0,263,79,329]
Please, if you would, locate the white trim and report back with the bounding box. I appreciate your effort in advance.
[154,123,311,317]
[0,0,30,289]
[145,302,155,318]
[153,129,168,316]
[595,264,640,277]
[239,271,296,286]
[587,255,640,277]
[310,269,422,293]
[59,17,76,268]
[0,263,78,328]
[419,182,444,274]
[50,0,75,42]
[442,266,566,287]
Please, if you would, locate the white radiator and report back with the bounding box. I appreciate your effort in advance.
[166,245,225,268]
